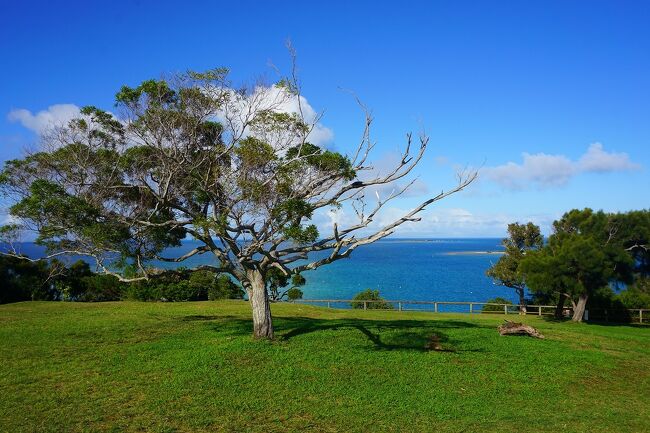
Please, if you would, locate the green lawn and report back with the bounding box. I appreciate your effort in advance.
[1,301,649,433]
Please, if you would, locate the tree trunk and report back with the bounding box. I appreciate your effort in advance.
[247,269,274,339]
[516,288,527,314]
[572,293,589,322]
[554,294,566,319]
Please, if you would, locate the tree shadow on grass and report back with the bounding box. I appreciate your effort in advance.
[181,315,234,321]
[178,314,489,352]
[279,316,487,352]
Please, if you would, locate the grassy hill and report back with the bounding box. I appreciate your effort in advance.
[1,301,649,433]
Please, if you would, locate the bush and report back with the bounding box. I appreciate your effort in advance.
[616,277,650,309]
[160,280,205,301]
[77,274,124,301]
[125,271,206,301]
[208,275,244,300]
[124,279,161,301]
[350,289,393,310]
[0,255,56,303]
[287,287,304,301]
[482,297,517,313]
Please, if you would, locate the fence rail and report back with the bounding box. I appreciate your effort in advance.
[291,299,649,324]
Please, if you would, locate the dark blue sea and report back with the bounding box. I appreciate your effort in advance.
[10,239,514,308]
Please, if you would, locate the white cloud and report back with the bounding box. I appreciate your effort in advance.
[217,85,333,147]
[0,207,20,231]
[577,143,639,172]
[313,205,555,238]
[8,104,80,135]
[8,86,334,148]
[483,143,640,190]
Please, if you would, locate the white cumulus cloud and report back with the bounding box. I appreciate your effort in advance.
[577,143,638,172]
[217,85,333,148]
[7,104,81,135]
[483,143,640,190]
[8,87,334,148]
[312,204,555,238]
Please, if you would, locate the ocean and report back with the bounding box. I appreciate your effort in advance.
[12,239,514,308]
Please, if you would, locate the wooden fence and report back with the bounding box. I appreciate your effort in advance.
[292,299,649,324]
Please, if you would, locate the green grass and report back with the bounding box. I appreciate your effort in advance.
[1,301,649,433]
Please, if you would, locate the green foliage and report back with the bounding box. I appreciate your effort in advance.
[236,136,277,168]
[125,269,243,302]
[159,280,202,302]
[0,255,56,303]
[286,287,304,301]
[520,209,637,311]
[486,222,542,303]
[611,210,650,276]
[252,110,309,136]
[77,274,124,302]
[115,79,176,105]
[266,269,306,301]
[0,256,125,303]
[282,223,319,244]
[350,289,394,309]
[208,275,244,300]
[481,297,516,313]
[285,143,355,180]
[0,67,374,306]
[616,277,650,309]
[291,274,306,286]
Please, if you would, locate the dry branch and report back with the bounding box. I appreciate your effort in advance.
[497,321,545,339]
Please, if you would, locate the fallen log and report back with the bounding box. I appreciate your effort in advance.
[497,320,544,339]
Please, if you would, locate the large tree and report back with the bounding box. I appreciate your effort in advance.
[486,222,542,313]
[520,209,634,321]
[0,67,475,338]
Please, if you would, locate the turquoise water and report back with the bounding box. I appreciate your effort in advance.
[298,239,507,301]
[13,239,513,307]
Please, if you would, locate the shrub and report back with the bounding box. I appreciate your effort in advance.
[350,289,393,310]
[77,274,124,301]
[125,271,205,301]
[287,287,304,301]
[482,297,517,313]
[159,280,205,301]
[616,277,650,309]
[0,255,56,303]
[208,275,244,300]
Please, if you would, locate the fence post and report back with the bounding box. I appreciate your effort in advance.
[504,304,508,315]
[538,306,542,316]
[327,301,330,308]
[469,303,473,314]
[363,301,367,311]
[640,309,643,324]
[584,310,589,321]
[434,302,438,313]
[398,302,402,312]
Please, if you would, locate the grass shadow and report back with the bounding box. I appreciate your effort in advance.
[181,315,226,321]
[277,316,486,352]
[178,314,491,352]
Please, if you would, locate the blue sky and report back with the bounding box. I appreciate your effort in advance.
[1,0,648,237]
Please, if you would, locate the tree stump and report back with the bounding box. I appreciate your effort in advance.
[497,320,544,339]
